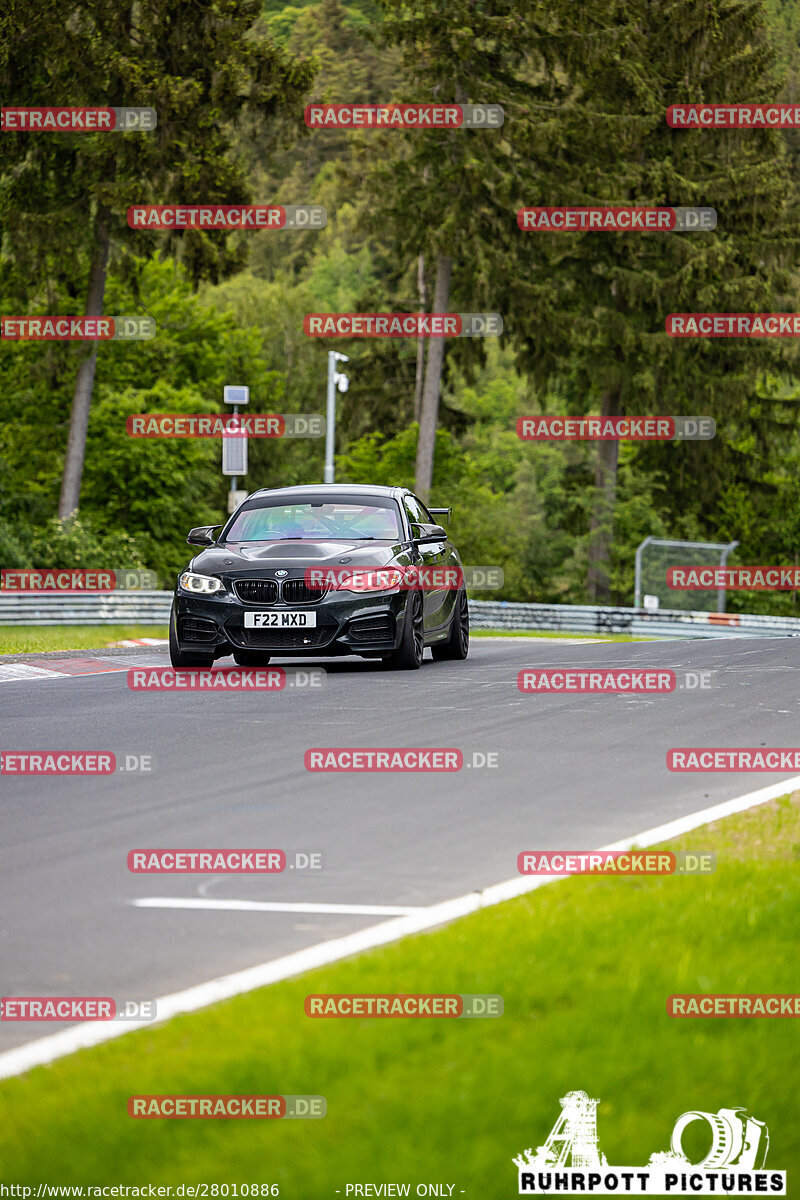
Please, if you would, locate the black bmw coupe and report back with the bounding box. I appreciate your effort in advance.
[169,484,469,670]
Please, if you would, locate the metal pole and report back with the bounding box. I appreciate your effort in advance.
[230,403,238,497]
[324,353,336,484]
[718,540,739,613]
[634,536,653,609]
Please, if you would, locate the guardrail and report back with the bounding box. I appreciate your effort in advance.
[0,592,173,625]
[469,600,800,639]
[1,592,799,638]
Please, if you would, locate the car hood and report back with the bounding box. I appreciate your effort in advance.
[190,540,405,575]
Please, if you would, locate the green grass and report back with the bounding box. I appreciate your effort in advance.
[0,625,168,655]
[473,628,656,641]
[1,797,798,1186]
[0,627,652,655]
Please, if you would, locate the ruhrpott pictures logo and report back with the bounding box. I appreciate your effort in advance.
[514,1092,785,1195]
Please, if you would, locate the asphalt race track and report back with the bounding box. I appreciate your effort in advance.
[1,634,797,1054]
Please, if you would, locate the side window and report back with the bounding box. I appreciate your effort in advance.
[415,496,435,524]
[403,494,432,527]
[402,494,429,537]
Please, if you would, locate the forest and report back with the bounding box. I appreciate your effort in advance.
[2,0,800,612]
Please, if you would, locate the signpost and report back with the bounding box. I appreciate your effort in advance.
[222,385,249,513]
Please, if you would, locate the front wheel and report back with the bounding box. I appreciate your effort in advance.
[431,588,469,661]
[169,603,214,668]
[384,591,424,670]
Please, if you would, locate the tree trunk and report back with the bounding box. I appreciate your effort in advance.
[58,205,111,519]
[414,253,452,500]
[586,387,621,603]
[413,253,427,423]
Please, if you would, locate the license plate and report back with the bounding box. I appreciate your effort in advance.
[244,611,317,629]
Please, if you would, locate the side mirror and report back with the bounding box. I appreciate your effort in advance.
[187,525,221,547]
[412,523,448,544]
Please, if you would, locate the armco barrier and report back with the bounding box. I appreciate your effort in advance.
[0,591,172,626]
[469,600,800,639]
[0,592,799,638]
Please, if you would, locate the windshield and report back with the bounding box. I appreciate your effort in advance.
[223,500,401,542]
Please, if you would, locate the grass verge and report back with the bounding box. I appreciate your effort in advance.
[1,796,797,1186]
[472,629,656,641]
[0,626,650,654]
[0,626,168,655]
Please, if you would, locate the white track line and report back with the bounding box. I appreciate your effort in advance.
[107,639,168,648]
[0,664,66,683]
[133,898,422,916]
[474,636,604,644]
[0,775,797,1082]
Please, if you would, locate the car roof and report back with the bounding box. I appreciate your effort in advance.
[246,484,409,501]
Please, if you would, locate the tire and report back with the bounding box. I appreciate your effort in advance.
[384,591,424,670]
[169,603,214,669]
[232,649,272,667]
[431,588,469,662]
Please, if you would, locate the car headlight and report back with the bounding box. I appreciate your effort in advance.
[179,571,225,595]
[334,568,405,593]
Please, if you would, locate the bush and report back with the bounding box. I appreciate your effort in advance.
[28,516,148,573]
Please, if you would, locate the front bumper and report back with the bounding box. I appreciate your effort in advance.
[173,587,409,658]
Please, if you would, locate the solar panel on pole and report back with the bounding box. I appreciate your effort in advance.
[222,430,247,475]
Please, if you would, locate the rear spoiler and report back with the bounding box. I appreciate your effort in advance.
[428,507,451,525]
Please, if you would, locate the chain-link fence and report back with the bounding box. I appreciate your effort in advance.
[634,537,739,612]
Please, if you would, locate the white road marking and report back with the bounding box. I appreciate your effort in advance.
[0,775,797,1080]
[474,636,604,644]
[100,655,169,667]
[132,898,422,916]
[0,664,65,683]
[0,654,166,682]
[107,639,168,648]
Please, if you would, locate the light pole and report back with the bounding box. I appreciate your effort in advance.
[324,351,349,484]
